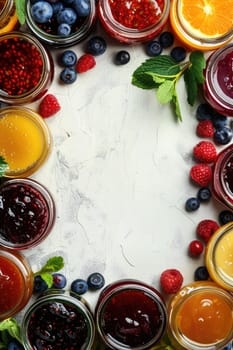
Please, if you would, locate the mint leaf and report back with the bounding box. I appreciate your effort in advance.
[184,69,198,106]
[157,79,176,104]
[0,156,8,177]
[132,73,158,90]
[146,72,166,84]
[190,51,206,84]
[14,0,26,24]
[34,256,64,286]
[0,318,22,344]
[40,272,53,288]
[172,89,182,122]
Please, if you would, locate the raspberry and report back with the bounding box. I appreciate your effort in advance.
[190,163,212,187]
[188,239,204,257]
[196,219,220,244]
[196,120,215,138]
[76,54,96,73]
[160,268,183,294]
[39,94,61,118]
[193,141,217,164]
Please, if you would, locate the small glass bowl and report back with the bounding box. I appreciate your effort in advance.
[98,0,170,44]
[95,279,167,350]
[0,31,54,104]
[0,178,55,250]
[0,106,52,178]
[21,290,96,350]
[0,247,33,320]
[25,0,97,48]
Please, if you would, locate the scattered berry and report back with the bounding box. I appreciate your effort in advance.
[160,268,183,294]
[211,113,227,129]
[76,53,96,73]
[188,239,204,257]
[190,163,212,187]
[8,340,24,350]
[214,127,233,145]
[146,40,162,57]
[218,210,233,225]
[159,31,174,48]
[115,50,130,65]
[222,342,232,350]
[71,278,88,295]
[196,219,219,244]
[60,67,77,84]
[194,266,209,281]
[72,0,91,17]
[170,46,186,62]
[185,197,200,212]
[197,187,212,202]
[196,120,215,138]
[87,272,105,290]
[33,275,48,293]
[193,141,217,164]
[39,93,61,118]
[52,273,67,289]
[86,36,107,56]
[196,103,213,121]
[31,1,53,24]
[60,50,77,67]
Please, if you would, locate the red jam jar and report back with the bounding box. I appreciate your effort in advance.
[212,143,233,211]
[0,31,54,104]
[21,290,96,349]
[95,279,167,349]
[203,44,233,116]
[0,178,55,250]
[0,247,33,320]
[98,0,170,44]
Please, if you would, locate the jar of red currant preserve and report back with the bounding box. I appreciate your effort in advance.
[0,0,18,34]
[98,0,170,44]
[0,31,54,104]
[95,279,167,349]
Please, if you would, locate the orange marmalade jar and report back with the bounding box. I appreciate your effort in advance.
[167,281,233,350]
[0,0,18,34]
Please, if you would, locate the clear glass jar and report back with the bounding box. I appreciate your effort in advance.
[170,0,233,51]
[203,44,233,116]
[0,247,33,320]
[95,279,167,349]
[0,178,55,250]
[167,281,233,350]
[25,0,97,48]
[0,106,52,178]
[205,223,233,292]
[0,31,54,104]
[21,290,96,350]
[98,0,170,44]
[0,0,18,34]
[212,144,233,210]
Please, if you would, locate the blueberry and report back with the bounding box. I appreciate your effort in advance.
[146,40,162,57]
[57,7,77,25]
[60,50,77,67]
[72,0,91,17]
[57,23,71,36]
[197,187,212,202]
[170,46,187,62]
[196,103,214,121]
[60,67,77,84]
[219,210,233,225]
[159,31,174,48]
[8,340,24,350]
[222,343,232,350]
[211,113,227,129]
[214,127,233,145]
[185,197,200,212]
[71,278,88,295]
[115,50,130,65]
[51,1,64,15]
[87,272,105,290]
[86,36,107,56]
[194,266,209,281]
[52,273,67,289]
[33,275,48,293]
[31,1,53,23]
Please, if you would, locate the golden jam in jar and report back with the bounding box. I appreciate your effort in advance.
[0,0,18,34]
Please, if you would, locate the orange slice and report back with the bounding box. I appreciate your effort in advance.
[0,7,18,34]
[178,0,233,39]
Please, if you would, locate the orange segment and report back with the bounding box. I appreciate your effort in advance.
[0,7,18,34]
[179,0,233,39]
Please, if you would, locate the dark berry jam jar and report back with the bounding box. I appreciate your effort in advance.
[21,290,96,350]
[0,31,53,104]
[203,44,233,116]
[0,247,33,320]
[25,0,97,48]
[98,0,170,44]
[212,144,233,211]
[95,279,167,349]
[0,178,55,250]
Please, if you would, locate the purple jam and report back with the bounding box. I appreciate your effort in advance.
[222,155,233,197]
[0,182,49,245]
[217,51,233,99]
[27,301,89,349]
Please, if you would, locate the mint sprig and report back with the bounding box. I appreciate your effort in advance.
[34,256,65,288]
[0,318,22,347]
[0,156,8,177]
[132,51,206,121]
[14,0,26,25]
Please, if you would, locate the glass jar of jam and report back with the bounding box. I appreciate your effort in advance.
[21,290,96,349]
[95,279,167,349]
[25,0,97,48]
[170,0,233,51]
[212,143,233,210]
[205,223,233,292]
[167,281,233,350]
[0,178,55,250]
[0,31,54,104]
[0,0,18,34]
[0,247,33,320]
[203,44,233,116]
[98,0,170,44]
[0,106,52,178]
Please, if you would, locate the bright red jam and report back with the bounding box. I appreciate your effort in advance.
[217,51,233,99]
